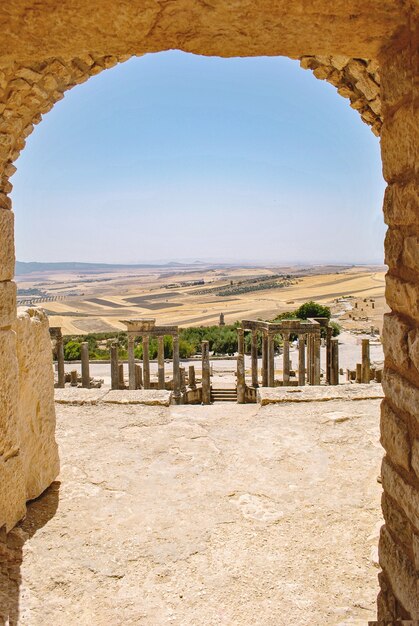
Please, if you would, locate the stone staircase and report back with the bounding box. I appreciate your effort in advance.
[210,387,238,403]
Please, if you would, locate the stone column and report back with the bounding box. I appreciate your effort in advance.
[326,326,333,384]
[142,335,150,389]
[157,335,165,389]
[306,333,312,385]
[261,331,268,387]
[110,343,119,390]
[251,328,258,388]
[298,335,306,386]
[80,341,90,389]
[135,363,143,389]
[236,328,245,403]
[118,363,125,389]
[56,331,65,388]
[127,334,136,390]
[267,332,275,387]
[282,333,290,385]
[313,331,321,385]
[188,365,196,389]
[356,363,362,384]
[361,338,370,384]
[201,340,211,404]
[172,334,181,404]
[179,366,186,393]
[330,338,339,385]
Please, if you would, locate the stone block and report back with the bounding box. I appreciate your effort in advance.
[381,457,419,530]
[385,274,419,322]
[407,329,419,373]
[382,313,410,370]
[0,208,15,281]
[382,369,419,424]
[15,307,60,502]
[0,280,16,328]
[380,401,411,472]
[379,525,418,617]
[412,439,419,480]
[383,181,418,227]
[403,235,419,274]
[381,105,417,183]
[380,45,413,109]
[384,228,403,269]
[0,329,26,530]
[381,492,412,553]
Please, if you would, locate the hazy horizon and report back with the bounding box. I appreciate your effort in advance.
[12,52,386,265]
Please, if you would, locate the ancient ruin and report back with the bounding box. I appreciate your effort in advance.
[0,2,417,622]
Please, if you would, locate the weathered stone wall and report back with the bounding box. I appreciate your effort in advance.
[0,2,417,620]
[15,308,59,502]
[376,16,419,619]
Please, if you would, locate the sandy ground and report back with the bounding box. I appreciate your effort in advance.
[14,399,383,625]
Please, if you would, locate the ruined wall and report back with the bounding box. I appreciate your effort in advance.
[377,20,419,620]
[15,308,59,502]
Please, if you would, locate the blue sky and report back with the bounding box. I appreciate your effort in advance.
[11,52,386,264]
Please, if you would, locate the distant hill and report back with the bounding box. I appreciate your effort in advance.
[15,261,174,275]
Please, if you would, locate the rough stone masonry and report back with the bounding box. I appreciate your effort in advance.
[0,1,417,621]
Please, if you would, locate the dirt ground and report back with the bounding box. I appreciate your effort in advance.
[15,399,383,625]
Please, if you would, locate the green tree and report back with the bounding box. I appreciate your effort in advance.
[295,301,331,320]
[63,340,81,360]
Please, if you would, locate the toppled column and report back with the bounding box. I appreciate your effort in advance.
[70,370,78,387]
[188,365,196,389]
[118,363,125,389]
[110,343,119,390]
[81,341,91,389]
[268,332,275,387]
[202,340,211,404]
[135,363,143,389]
[282,333,290,385]
[172,334,181,404]
[251,328,258,388]
[142,335,150,389]
[261,331,268,387]
[236,328,245,403]
[128,334,136,390]
[330,338,339,385]
[361,338,370,384]
[157,335,165,389]
[298,335,306,386]
[56,330,65,388]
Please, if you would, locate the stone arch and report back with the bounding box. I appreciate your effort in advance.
[0,3,417,622]
[0,52,382,202]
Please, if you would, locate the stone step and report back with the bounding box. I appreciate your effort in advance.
[211,388,238,402]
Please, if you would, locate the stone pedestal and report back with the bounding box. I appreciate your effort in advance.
[188,365,196,389]
[202,340,211,404]
[142,336,150,389]
[70,370,78,387]
[110,343,119,390]
[81,341,90,389]
[135,363,143,389]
